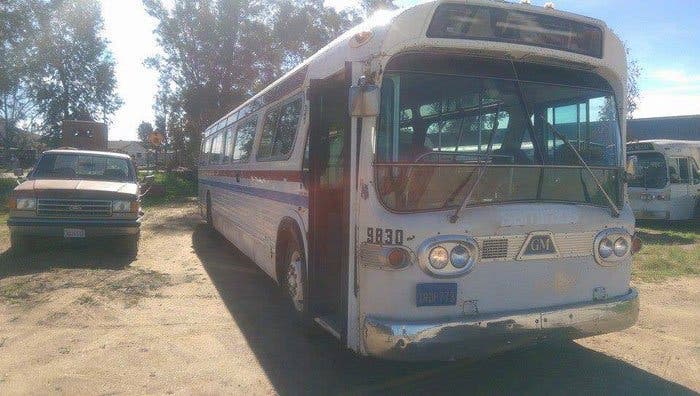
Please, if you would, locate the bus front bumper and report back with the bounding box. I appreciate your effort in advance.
[363,288,639,361]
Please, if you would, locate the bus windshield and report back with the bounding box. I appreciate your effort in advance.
[375,61,623,212]
[627,152,668,189]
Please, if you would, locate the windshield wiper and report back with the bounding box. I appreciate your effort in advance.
[449,107,499,223]
[539,116,621,217]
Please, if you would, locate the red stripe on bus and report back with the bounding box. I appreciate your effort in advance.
[200,169,303,182]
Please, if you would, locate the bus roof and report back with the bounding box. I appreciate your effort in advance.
[205,0,626,136]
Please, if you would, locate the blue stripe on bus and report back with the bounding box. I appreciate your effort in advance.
[200,179,309,208]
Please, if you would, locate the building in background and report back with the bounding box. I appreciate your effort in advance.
[61,120,108,150]
[628,115,700,141]
[108,140,148,166]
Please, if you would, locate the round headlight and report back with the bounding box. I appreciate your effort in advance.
[598,238,614,259]
[450,245,471,269]
[428,246,449,269]
[613,237,629,257]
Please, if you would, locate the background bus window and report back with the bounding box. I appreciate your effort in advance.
[223,126,235,163]
[233,118,257,162]
[669,157,690,184]
[257,97,302,161]
[210,131,224,164]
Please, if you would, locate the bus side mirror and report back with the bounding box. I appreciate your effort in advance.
[626,155,638,178]
[350,80,380,117]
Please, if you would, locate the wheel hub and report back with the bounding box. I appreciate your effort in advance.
[287,250,304,312]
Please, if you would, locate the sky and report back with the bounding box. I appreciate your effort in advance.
[101,0,700,141]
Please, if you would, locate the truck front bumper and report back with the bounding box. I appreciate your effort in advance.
[363,288,639,361]
[8,217,141,237]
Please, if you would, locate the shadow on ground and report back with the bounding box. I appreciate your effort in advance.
[0,239,133,279]
[192,224,695,396]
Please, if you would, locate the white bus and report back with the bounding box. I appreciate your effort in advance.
[198,0,640,361]
[628,140,700,220]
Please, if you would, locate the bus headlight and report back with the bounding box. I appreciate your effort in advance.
[429,246,449,269]
[594,229,632,265]
[613,237,629,257]
[418,236,479,277]
[598,238,614,259]
[450,245,471,268]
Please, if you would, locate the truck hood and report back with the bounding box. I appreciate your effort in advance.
[14,179,139,199]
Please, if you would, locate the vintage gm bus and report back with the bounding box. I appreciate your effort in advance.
[628,140,700,220]
[198,0,640,360]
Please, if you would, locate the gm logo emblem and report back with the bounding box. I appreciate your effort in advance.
[517,232,560,260]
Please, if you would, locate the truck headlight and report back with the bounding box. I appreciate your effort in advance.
[594,229,632,265]
[112,200,133,213]
[15,197,36,210]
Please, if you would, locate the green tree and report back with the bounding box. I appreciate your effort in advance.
[32,0,122,146]
[361,0,397,14]
[137,121,155,146]
[144,0,357,167]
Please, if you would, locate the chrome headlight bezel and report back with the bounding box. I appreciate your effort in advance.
[111,200,132,213]
[15,197,37,211]
[594,228,632,266]
[417,235,479,277]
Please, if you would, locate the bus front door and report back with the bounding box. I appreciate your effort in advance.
[307,73,350,339]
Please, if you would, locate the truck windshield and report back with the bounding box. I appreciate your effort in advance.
[33,153,135,182]
[374,59,623,212]
[627,152,668,189]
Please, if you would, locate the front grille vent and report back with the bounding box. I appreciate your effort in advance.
[481,239,509,259]
[37,199,112,218]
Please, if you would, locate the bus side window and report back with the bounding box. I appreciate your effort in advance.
[668,158,688,184]
[678,157,690,184]
[233,117,257,162]
[691,159,700,184]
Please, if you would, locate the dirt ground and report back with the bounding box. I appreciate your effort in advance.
[0,203,697,395]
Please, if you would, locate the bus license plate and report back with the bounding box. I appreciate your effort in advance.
[64,228,85,238]
[416,283,457,307]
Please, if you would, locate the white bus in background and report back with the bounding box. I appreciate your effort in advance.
[628,140,700,220]
[198,0,640,361]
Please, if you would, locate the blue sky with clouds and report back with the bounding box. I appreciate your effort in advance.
[103,0,700,140]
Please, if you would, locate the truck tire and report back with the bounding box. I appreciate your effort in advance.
[123,234,139,260]
[10,233,32,254]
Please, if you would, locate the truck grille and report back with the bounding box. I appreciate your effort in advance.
[481,239,509,259]
[37,199,112,218]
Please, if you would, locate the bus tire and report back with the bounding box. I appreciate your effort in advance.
[280,228,318,334]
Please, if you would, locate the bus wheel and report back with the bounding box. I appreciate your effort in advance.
[285,244,306,314]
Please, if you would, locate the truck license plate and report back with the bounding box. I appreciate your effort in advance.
[64,228,85,238]
[416,283,457,307]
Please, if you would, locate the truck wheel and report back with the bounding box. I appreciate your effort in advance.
[10,233,32,253]
[123,235,139,260]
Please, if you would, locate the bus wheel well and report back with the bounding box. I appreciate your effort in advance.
[275,218,304,284]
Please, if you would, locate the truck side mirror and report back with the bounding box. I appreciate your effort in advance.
[13,168,23,178]
[349,77,380,117]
